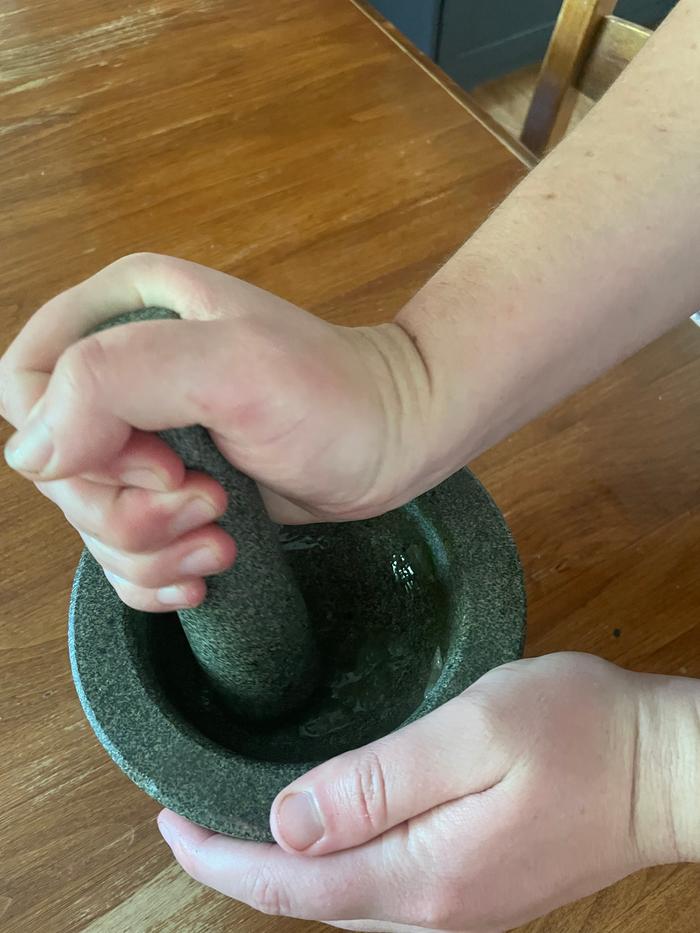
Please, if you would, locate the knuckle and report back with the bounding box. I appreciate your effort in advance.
[349,749,389,834]
[56,335,109,403]
[104,518,133,552]
[119,554,173,589]
[69,494,109,540]
[106,577,153,613]
[103,556,148,588]
[246,864,292,917]
[106,514,149,553]
[103,574,130,602]
[125,562,164,589]
[400,825,459,927]
[113,251,162,273]
[115,252,219,321]
[461,691,507,746]
[106,492,167,552]
[418,879,462,929]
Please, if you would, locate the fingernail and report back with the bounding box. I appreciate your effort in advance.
[171,497,219,537]
[120,468,169,492]
[4,420,53,474]
[157,584,190,606]
[277,792,324,851]
[179,546,221,576]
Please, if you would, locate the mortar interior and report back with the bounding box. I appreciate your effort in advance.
[70,469,526,839]
[139,505,450,763]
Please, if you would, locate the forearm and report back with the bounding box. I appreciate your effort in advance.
[397,0,700,481]
[637,672,700,865]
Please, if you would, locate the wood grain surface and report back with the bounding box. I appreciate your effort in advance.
[0,2,697,931]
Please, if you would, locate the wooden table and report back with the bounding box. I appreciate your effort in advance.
[1,1,697,931]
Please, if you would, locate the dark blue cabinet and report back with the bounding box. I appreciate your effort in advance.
[370,0,442,56]
[371,0,676,87]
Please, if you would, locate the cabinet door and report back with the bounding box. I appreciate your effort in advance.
[438,0,676,87]
[369,0,442,56]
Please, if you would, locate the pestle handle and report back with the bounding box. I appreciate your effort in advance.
[89,308,319,722]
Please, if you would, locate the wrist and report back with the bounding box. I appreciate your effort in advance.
[391,304,495,482]
[632,671,700,866]
[344,321,450,511]
[393,260,541,476]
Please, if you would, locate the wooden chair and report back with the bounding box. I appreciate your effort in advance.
[521,0,652,158]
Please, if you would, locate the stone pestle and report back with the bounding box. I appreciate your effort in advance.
[91,308,319,722]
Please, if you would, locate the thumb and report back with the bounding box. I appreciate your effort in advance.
[3,316,262,480]
[270,692,510,857]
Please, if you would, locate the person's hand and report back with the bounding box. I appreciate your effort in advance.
[0,253,439,612]
[156,653,700,932]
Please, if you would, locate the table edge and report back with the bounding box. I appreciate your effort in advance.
[349,0,537,171]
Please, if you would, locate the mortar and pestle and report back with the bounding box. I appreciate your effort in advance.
[69,308,526,841]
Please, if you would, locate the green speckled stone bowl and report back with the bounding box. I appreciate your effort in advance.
[68,309,526,842]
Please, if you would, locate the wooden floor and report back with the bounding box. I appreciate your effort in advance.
[471,62,594,144]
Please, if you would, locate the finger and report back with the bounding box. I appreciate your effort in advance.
[326,921,454,933]
[3,313,279,480]
[0,252,281,479]
[36,471,227,552]
[0,253,301,479]
[271,693,510,856]
[1,252,277,382]
[101,569,207,612]
[81,524,236,589]
[82,430,186,493]
[327,923,503,933]
[0,253,277,480]
[1,369,185,493]
[157,810,409,923]
[4,393,187,493]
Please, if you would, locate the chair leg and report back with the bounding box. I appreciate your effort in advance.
[521,0,617,158]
